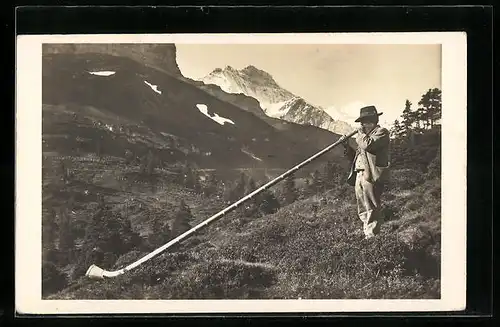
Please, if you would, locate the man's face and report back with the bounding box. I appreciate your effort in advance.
[360,120,376,132]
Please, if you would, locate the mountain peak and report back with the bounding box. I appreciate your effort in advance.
[241,65,273,80]
[209,65,275,83]
[241,65,264,74]
[200,64,355,135]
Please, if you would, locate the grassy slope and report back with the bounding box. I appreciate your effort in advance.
[48,164,441,300]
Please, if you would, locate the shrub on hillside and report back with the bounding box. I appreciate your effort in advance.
[331,182,356,204]
[201,172,221,197]
[242,178,259,217]
[308,170,323,194]
[72,246,105,280]
[388,169,425,190]
[224,173,247,204]
[397,225,440,278]
[42,261,68,298]
[151,259,278,299]
[276,230,439,299]
[43,248,60,263]
[58,207,76,265]
[322,161,345,190]
[171,200,193,238]
[148,217,171,248]
[420,178,441,200]
[142,252,197,276]
[42,207,58,255]
[64,278,137,300]
[70,200,143,280]
[113,250,148,269]
[257,190,280,215]
[282,176,299,205]
[426,148,441,179]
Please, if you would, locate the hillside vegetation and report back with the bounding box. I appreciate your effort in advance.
[41,45,442,300]
[43,138,441,299]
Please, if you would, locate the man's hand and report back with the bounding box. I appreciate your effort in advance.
[340,134,353,148]
[357,127,366,135]
[355,126,390,152]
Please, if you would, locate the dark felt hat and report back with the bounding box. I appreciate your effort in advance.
[355,105,383,122]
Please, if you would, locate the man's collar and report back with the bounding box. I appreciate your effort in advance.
[366,125,379,136]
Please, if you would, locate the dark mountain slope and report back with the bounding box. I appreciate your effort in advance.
[43,53,345,169]
[43,43,182,77]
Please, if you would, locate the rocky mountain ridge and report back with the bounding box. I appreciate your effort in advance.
[200,65,354,135]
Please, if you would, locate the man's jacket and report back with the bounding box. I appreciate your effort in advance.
[344,125,391,186]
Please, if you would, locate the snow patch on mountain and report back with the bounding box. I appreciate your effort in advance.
[241,148,263,162]
[88,71,116,76]
[160,132,178,138]
[144,80,162,94]
[196,104,235,126]
[201,73,240,95]
[260,99,291,117]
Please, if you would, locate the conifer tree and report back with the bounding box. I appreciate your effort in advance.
[82,198,109,253]
[301,178,311,198]
[96,138,102,157]
[390,119,405,140]
[417,106,429,130]
[258,190,280,215]
[203,172,219,197]
[146,149,156,175]
[149,218,171,248]
[245,177,257,194]
[86,202,140,257]
[401,100,414,134]
[418,88,442,129]
[193,172,202,193]
[58,207,75,265]
[42,207,58,262]
[171,200,193,238]
[411,108,423,132]
[182,162,201,192]
[243,177,259,217]
[116,214,141,253]
[309,170,323,194]
[388,90,442,172]
[322,161,342,190]
[75,196,142,274]
[124,149,134,165]
[283,175,298,205]
[227,172,247,203]
[59,160,69,184]
[139,153,148,174]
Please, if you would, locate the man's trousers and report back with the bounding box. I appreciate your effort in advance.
[354,170,384,238]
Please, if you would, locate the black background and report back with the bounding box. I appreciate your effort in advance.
[5,3,494,326]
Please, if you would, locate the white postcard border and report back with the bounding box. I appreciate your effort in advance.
[15,32,467,314]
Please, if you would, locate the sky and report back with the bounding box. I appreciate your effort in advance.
[176,44,441,126]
